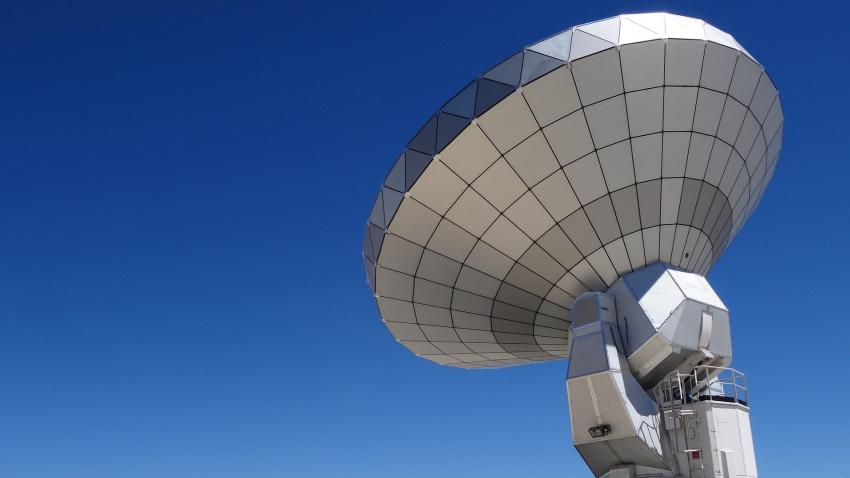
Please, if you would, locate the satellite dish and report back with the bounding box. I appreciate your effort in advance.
[363,13,783,370]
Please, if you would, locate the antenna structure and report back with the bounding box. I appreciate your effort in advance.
[363,13,783,478]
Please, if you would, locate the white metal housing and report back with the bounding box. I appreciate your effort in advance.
[567,264,757,477]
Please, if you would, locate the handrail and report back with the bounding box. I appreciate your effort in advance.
[653,365,750,409]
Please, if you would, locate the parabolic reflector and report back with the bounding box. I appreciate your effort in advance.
[362,13,783,369]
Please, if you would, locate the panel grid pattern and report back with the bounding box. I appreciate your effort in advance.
[363,13,783,368]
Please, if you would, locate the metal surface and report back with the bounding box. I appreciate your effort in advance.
[363,13,783,368]
[567,268,758,477]
[362,12,777,478]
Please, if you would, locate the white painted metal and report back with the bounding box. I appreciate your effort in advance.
[366,13,783,369]
[364,12,776,478]
[568,264,757,477]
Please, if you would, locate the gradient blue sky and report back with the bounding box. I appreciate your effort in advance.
[0,1,847,477]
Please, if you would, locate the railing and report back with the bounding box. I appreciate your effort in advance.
[692,365,749,406]
[653,365,749,409]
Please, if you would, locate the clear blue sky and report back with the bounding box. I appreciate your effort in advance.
[0,1,847,477]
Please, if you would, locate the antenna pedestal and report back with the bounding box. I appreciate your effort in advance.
[566,263,757,478]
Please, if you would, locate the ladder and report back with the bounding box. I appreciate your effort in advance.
[680,410,705,478]
[655,374,706,478]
